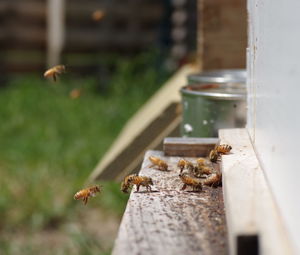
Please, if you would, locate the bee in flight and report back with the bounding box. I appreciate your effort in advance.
[215,144,232,155]
[121,174,153,193]
[44,65,66,82]
[74,185,101,205]
[148,156,169,171]
[203,173,222,187]
[179,173,202,192]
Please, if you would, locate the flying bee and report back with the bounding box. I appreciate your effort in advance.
[74,185,101,205]
[209,149,220,163]
[203,173,222,187]
[216,144,232,155]
[69,88,82,99]
[148,156,168,171]
[44,65,66,82]
[121,174,153,193]
[92,10,105,22]
[179,173,202,192]
[192,166,213,178]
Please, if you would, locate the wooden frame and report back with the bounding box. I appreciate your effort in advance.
[219,129,294,255]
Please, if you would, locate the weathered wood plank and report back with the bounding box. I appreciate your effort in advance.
[112,150,227,255]
[219,129,294,255]
[164,137,219,157]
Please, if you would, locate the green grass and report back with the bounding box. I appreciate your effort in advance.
[0,52,171,254]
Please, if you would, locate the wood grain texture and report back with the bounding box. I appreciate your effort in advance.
[199,0,247,70]
[164,137,219,157]
[219,129,294,255]
[112,150,227,255]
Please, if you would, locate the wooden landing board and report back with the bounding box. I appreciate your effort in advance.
[112,150,228,255]
[164,137,219,157]
[219,129,294,255]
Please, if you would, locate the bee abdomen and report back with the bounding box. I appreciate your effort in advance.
[216,144,232,154]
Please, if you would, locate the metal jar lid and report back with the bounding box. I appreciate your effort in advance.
[187,69,246,84]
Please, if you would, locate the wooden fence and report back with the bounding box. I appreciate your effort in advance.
[0,0,196,74]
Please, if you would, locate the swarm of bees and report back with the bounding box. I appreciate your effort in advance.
[175,144,231,192]
[74,144,232,204]
[44,65,66,82]
[74,185,101,205]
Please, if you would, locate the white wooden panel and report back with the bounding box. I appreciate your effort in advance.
[247,0,300,253]
[220,129,293,255]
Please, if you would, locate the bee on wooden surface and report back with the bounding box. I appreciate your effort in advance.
[177,159,194,173]
[179,173,202,192]
[192,166,213,178]
[196,157,211,167]
[74,185,101,205]
[177,159,186,173]
[44,65,65,82]
[121,174,153,193]
[203,173,222,187]
[209,149,220,163]
[216,144,232,155]
[148,156,168,171]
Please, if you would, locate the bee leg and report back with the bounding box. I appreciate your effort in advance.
[136,184,140,192]
[84,197,89,205]
[181,184,187,191]
[53,73,57,82]
[148,185,152,192]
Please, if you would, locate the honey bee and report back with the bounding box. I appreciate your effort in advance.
[177,159,186,173]
[148,156,168,171]
[216,144,232,154]
[203,173,222,187]
[209,149,220,163]
[44,65,66,82]
[74,185,101,205]
[121,174,153,193]
[196,157,210,167]
[177,159,194,173]
[92,10,105,22]
[69,88,82,99]
[192,166,213,178]
[179,173,202,192]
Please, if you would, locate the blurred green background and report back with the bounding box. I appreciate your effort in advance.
[0,52,171,255]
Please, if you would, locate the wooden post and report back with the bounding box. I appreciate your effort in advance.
[47,0,65,67]
[197,0,247,70]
